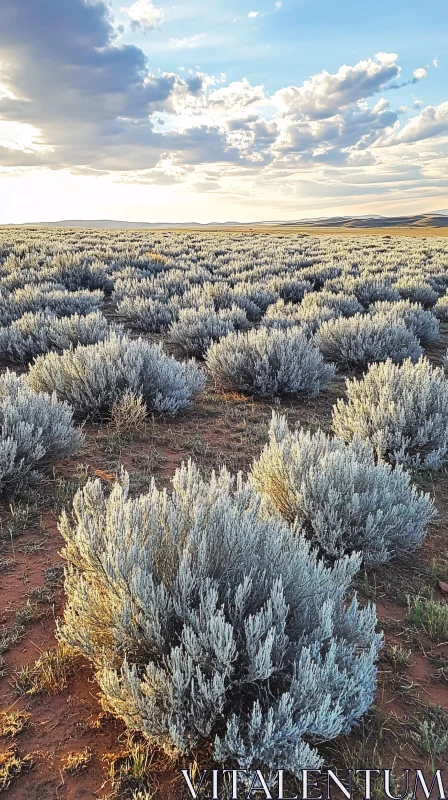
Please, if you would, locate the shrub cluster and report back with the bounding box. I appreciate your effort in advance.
[0,371,83,496]
[206,327,335,397]
[369,300,439,344]
[116,296,176,332]
[168,305,249,357]
[0,311,113,363]
[434,294,448,321]
[27,333,205,418]
[333,357,448,469]
[251,414,434,565]
[263,299,337,335]
[314,313,422,367]
[59,462,381,773]
[0,285,104,326]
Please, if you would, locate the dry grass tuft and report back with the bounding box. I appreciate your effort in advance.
[104,739,173,797]
[142,252,168,264]
[110,392,147,438]
[0,711,31,738]
[11,643,78,697]
[0,748,33,791]
[29,643,78,695]
[62,747,92,775]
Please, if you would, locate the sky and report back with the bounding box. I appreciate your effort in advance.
[0,0,447,223]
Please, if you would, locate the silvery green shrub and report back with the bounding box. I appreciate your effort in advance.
[206,327,334,397]
[0,311,113,363]
[300,291,363,318]
[46,253,113,292]
[251,414,434,565]
[369,300,439,344]
[267,276,313,303]
[0,284,104,326]
[116,296,176,332]
[393,278,439,307]
[232,282,279,321]
[0,371,83,497]
[58,461,381,774]
[434,295,448,321]
[167,305,249,357]
[333,357,448,469]
[27,333,205,418]
[314,313,422,367]
[263,300,338,335]
[325,277,400,307]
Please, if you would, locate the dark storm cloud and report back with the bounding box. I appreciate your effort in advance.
[0,0,233,169]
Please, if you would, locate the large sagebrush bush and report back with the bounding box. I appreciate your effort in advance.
[267,276,313,303]
[168,305,249,357]
[251,414,434,565]
[434,294,448,321]
[58,462,381,773]
[46,253,113,292]
[0,285,104,326]
[314,313,422,367]
[27,333,205,418]
[0,371,83,496]
[263,299,337,335]
[325,277,400,307]
[116,296,176,332]
[300,291,363,318]
[0,311,113,363]
[369,300,439,344]
[206,327,334,397]
[333,357,448,469]
[393,277,439,307]
[231,282,279,321]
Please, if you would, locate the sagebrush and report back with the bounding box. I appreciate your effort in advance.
[27,333,205,418]
[333,357,448,469]
[250,414,434,565]
[0,371,83,496]
[206,327,334,397]
[59,463,381,774]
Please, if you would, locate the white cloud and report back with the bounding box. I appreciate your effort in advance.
[169,34,206,48]
[273,54,401,121]
[209,79,265,111]
[248,11,259,18]
[390,101,448,144]
[121,0,163,28]
[1,2,447,214]
[275,2,282,8]
[375,52,399,65]
[433,58,439,68]
[413,67,427,80]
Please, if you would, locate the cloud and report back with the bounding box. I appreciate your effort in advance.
[390,102,448,144]
[121,0,163,29]
[0,0,446,206]
[275,2,282,8]
[413,67,427,81]
[433,58,439,68]
[274,97,403,164]
[209,79,265,111]
[0,0,234,170]
[248,11,259,18]
[273,53,401,120]
[169,34,206,48]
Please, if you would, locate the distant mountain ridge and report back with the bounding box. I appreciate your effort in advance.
[5,213,448,229]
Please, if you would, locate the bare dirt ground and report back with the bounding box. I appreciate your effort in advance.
[1,329,448,798]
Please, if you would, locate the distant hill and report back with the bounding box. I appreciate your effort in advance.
[286,214,448,229]
[5,213,448,229]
